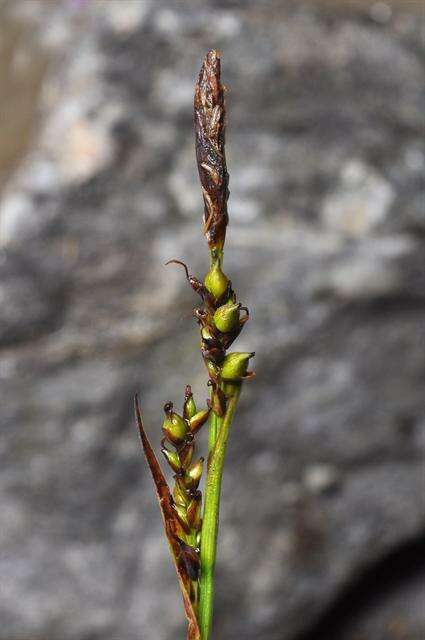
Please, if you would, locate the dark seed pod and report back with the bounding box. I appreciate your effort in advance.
[179,542,200,581]
[202,343,225,365]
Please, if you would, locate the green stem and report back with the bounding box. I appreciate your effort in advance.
[208,409,219,455]
[198,386,241,639]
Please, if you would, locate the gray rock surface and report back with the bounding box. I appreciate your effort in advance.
[0,1,424,639]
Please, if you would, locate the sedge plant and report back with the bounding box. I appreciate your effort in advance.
[135,50,254,640]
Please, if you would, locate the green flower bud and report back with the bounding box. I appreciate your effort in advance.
[185,457,204,490]
[183,385,197,421]
[173,482,189,507]
[204,260,229,301]
[189,409,210,434]
[174,503,190,532]
[221,352,255,382]
[213,301,240,333]
[162,402,189,445]
[161,447,181,473]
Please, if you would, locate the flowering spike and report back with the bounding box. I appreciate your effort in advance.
[136,50,254,640]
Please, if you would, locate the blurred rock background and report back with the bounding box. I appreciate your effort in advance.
[0,1,424,639]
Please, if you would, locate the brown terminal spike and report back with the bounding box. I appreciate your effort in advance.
[194,49,229,251]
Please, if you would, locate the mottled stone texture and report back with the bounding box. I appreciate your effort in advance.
[0,1,424,639]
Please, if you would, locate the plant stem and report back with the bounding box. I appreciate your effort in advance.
[199,386,241,639]
[208,409,219,455]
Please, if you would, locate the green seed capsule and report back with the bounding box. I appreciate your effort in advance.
[162,402,189,445]
[221,352,255,382]
[161,448,181,473]
[183,385,197,421]
[213,301,240,333]
[204,260,229,301]
[185,458,204,490]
